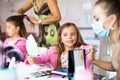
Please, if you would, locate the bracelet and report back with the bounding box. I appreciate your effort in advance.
[38,19,41,24]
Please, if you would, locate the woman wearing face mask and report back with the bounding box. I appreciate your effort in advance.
[90,0,120,80]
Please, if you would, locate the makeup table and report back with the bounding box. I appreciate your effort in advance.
[16,62,68,80]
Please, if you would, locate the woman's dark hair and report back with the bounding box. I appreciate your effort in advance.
[6,15,28,38]
[95,0,120,16]
[95,0,120,40]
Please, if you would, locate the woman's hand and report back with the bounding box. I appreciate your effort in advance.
[87,44,96,64]
[27,56,35,65]
[28,16,39,25]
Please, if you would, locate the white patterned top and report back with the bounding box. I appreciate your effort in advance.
[61,53,68,68]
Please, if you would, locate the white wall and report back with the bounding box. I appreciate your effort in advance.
[0,0,37,33]
[0,0,96,38]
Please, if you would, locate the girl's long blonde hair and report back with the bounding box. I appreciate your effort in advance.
[56,22,85,69]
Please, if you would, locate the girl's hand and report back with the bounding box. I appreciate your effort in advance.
[27,56,35,65]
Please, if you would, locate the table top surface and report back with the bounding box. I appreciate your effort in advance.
[16,62,68,80]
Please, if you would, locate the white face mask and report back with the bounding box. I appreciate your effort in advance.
[92,16,114,38]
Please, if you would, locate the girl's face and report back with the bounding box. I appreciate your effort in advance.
[6,22,19,37]
[61,26,77,48]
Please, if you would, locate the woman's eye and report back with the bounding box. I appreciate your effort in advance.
[93,16,99,22]
[95,18,99,21]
